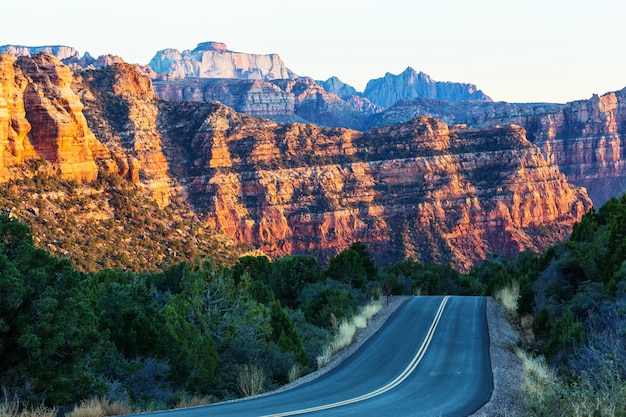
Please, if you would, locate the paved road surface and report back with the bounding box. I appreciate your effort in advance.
[138,296,492,416]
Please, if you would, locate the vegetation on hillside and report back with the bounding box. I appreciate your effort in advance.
[0,165,253,273]
[468,196,626,416]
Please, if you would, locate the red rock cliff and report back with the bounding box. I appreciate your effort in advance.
[0,53,109,181]
[163,103,591,270]
[75,62,173,205]
[372,90,626,207]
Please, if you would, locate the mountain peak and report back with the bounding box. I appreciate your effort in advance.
[193,42,229,53]
[364,67,491,108]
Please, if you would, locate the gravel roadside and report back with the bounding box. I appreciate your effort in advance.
[469,297,524,417]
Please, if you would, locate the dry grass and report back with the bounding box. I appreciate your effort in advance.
[174,395,214,409]
[517,349,626,416]
[238,364,265,397]
[288,363,304,383]
[316,300,383,368]
[516,349,555,402]
[520,314,535,343]
[0,396,56,417]
[66,398,134,417]
[494,284,519,317]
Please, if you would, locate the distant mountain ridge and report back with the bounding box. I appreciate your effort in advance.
[1,42,494,128]
[0,44,82,60]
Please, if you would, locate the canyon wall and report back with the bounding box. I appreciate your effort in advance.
[0,53,594,270]
[370,92,626,206]
[161,102,591,270]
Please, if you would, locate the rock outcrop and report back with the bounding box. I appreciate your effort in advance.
[368,91,626,207]
[363,67,492,108]
[75,62,174,205]
[0,52,173,204]
[162,102,591,270]
[0,53,36,179]
[149,42,296,81]
[0,53,109,181]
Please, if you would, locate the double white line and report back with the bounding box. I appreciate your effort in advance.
[262,296,451,417]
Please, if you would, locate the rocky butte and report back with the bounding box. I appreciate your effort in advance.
[0,51,593,271]
[149,42,296,80]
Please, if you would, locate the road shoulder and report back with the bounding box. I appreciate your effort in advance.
[470,297,524,417]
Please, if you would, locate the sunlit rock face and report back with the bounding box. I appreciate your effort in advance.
[0,52,174,205]
[162,102,591,271]
[76,61,174,206]
[148,42,296,81]
[0,53,593,270]
[0,53,105,182]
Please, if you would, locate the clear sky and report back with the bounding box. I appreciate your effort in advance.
[4,0,626,103]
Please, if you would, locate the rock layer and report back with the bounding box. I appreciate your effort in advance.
[370,91,626,206]
[163,103,591,270]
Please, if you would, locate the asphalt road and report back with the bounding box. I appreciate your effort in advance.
[140,296,492,417]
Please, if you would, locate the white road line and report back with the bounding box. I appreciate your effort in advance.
[262,296,451,417]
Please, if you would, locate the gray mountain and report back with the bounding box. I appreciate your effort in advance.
[362,67,492,108]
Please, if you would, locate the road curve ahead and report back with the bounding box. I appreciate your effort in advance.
[139,296,492,417]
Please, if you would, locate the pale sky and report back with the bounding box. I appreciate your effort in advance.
[3,0,626,103]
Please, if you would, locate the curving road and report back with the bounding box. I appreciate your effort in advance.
[140,296,492,417]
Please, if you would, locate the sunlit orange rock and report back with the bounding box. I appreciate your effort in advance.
[166,104,592,271]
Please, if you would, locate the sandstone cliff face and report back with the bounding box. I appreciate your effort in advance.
[0,53,108,182]
[75,63,173,205]
[162,102,591,270]
[370,91,626,206]
[0,53,174,204]
[363,67,492,108]
[149,42,296,81]
[0,54,35,179]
